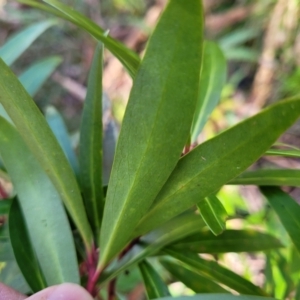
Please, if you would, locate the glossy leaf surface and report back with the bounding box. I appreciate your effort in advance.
[0,58,93,249]
[191,41,226,142]
[9,198,47,292]
[100,0,204,266]
[230,169,300,186]
[165,249,267,296]
[197,195,227,235]
[160,258,228,294]
[261,187,300,254]
[139,260,170,299]
[99,213,205,285]
[42,0,140,78]
[19,56,62,97]
[79,43,104,233]
[136,98,300,236]
[0,117,79,285]
[171,229,283,253]
[0,20,56,66]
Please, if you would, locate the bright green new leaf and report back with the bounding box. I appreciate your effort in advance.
[171,229,283,253]
[79,43,104,234]
[41,0,140,78]
[160,258,229,294]
[136,98,300,236]
[191,41,227,143]
[266,149,300,158]
[154,295,276,300]
[165,249,267,296]
[139,260,170,299]
[230,169,300,186]
[99,0,204,266]
[0,59,93,250]
[197,195,228,235]
[19,56,62,97]
[0,117,80,285]
[261,187,300,254]
[0,20,56,66]
[9,198,47,292]
[45,106,79,177]
[99,213,205,285]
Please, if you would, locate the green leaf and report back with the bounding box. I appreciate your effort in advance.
[99,213,205,285]
[9,198,47,292]
[139,260,170,299]
[41,0,139,78]
[154,295,276,300]
[266,148,300,158]
[229,169,300,186]
[79,43,104,234]
[45,106,79,177]
[99,0,204,267]
[191,41,227,142]
[165,249,267,296]
[0,20,56,66]
[0,199,12,215]
[0,117,80,285]
[171,229,283,253]
[197,195,228,235]
[260,187,300,254]
[19,56,62,97]
[160,258,229,294]
[0,240,15,261]
[0,58,93,250]
[136,98,300,236]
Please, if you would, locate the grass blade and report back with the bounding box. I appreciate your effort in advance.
[0,117,80,285]
[261,187,300,254]
[99,0,204,267]
[79,43,104,234]
[266,149,300,158]
[136,98,300,236]
[0,59,93,251]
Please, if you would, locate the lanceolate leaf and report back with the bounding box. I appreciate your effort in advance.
[266,148,300,158]
[230,169,300,186]
[139,260,170,299]
[0,59,93,250]
[191,41,227,143]
[171,230,283,253]
[136,98,300,236]
[9,198,47,292]
[154,295,276,300]
[165,249,267,296]
[79,43,104,234]
[160,258,229,294]
[261,187,300,254]
[0,117,80,285]
[99,0,204,267]
[41,0,139,78]
[0,20,56,66]
[19,56,62,97]
[197,195,228,236]
[99,213,205,285]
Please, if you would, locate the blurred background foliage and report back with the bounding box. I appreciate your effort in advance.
[1,0,300,299]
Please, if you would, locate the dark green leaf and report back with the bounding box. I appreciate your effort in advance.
[99,0,204,266]
[79,43,104,233]
[19,56,62,97]
[165,249,267,296]
[139,260,170,299]
[136,98,300,236]
[171,229,283,253]
[9,198,47,292]
[191,41,227,142]
[0,199,12,215]
[0,58,93,250]
[0,117,80,285]
[230,169,300,186]
[160,258,228,294]
[0,20,56,66]
[197,195,227,235]
[261,187,300,254]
